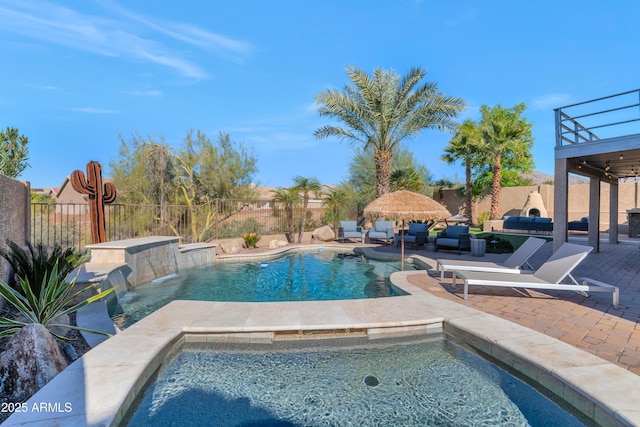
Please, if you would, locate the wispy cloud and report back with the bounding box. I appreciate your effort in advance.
[67,106,119,114]
[29,84,59,91]
[0,0,254,79]
[531,93,574,110]
[122,89,163,97]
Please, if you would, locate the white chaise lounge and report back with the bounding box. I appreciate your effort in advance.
[436,236,546,281]
[450,242,619,308]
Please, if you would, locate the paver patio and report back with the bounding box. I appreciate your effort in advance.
[377,237,640,374]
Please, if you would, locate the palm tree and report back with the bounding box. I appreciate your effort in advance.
[441,119,483,223]
[315,66,465,197]
[390,167,424,193]
[271,187,301,243]
[479,103,534,220]
[322,187,349,234]
[292,176,322,243]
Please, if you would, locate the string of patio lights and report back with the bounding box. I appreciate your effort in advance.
[576,152,640,182]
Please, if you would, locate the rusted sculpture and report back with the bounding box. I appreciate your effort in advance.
[70,161,116,244]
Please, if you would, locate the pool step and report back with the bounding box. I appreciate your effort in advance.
[273,328,368,341]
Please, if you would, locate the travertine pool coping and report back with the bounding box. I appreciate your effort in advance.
[4,245,640,426]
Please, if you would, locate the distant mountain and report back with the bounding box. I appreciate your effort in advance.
[523,171,587,185]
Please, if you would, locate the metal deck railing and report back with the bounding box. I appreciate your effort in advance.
[555,88,640,147]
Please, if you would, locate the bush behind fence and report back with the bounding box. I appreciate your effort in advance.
[31,200,358,250]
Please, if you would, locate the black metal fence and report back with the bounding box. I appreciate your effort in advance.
[31,200,358,250]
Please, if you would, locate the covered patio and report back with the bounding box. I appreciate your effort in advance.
[554,89,640,252]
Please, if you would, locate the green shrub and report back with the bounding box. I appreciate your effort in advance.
[242,232,261,248]
[482,234,514,254]
[0,261,114,341]
[0,240,89,298]
[477,211,491,229]
[216,218,264,239]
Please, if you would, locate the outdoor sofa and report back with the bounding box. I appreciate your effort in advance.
[503,216,553,233]
[568,217,589,232]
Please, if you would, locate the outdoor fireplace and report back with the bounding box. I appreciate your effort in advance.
[521,191,548,217]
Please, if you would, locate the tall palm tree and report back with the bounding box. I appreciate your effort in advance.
[315,66,465,197]
[441,119,483,223]
[292,176,322,243]
[479,103,534,220]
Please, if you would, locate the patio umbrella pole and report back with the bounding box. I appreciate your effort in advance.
[401,219,405,271]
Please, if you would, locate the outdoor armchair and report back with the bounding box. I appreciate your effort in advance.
[397,222,430,249]
[435,225,471,254]
[366,220,394,243]
[337,221,363,243]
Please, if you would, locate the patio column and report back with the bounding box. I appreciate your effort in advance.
[609,181,619,244]
[588,177,600,252]
[553,158,569,252]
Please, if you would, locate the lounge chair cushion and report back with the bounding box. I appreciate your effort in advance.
[407,223,428,235]
[442,225,468,239]
[340,221,358,232]
[375,221,393,232]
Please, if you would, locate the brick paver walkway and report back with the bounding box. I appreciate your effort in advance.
[379,239,640,375]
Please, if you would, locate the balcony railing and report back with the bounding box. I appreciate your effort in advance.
[555,88,640,147]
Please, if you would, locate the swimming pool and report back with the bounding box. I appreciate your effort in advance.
[112,251,419,327]
[123,336,586,427]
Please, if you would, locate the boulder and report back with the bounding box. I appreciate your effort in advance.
[219,239,243,254]
[0,324,67,401]
[268,239,288,249]
[312,226,335,242]
[16,312,71,338]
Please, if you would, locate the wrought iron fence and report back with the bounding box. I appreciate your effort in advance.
[31,200,358,250]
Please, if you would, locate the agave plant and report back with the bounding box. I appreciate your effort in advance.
[0,240,88,298]
[0,261,114,341]
[242,232,261,249]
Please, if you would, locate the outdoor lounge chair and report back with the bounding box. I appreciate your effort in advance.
[450,242,619,308]
[435,236,546,280]
[366,220,394,243]
[338,220,363,243]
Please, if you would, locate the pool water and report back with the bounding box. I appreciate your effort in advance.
[112,252,417,327]
[123,337,586,427]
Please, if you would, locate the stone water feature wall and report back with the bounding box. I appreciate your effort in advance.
[86,236,217,287]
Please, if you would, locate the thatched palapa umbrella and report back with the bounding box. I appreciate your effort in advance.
[363,190,451,270]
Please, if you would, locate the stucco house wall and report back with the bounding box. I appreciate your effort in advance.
[55,176,90,214]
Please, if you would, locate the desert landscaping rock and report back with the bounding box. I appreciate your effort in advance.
[312,225,335,242]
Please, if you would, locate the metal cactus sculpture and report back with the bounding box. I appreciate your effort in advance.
[70,161,116,244]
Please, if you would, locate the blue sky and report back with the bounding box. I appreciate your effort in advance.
[2,0,639,190]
